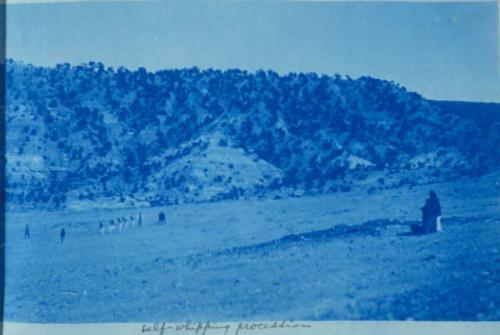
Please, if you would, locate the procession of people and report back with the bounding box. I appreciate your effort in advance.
[21,210,167,242]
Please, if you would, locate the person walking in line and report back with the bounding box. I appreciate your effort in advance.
[118,217,125,232]
[24,224,30,239]
[60,228,66,243]
[99,222,105,235]
[128,215,135,228]
[137,212,143,227]
[109,220,116,234]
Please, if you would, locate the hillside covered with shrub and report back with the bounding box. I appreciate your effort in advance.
[5,60,500,208]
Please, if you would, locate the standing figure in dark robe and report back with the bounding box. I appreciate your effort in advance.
[24,224,30,239]
[158,212,166,225]
[60,228,66,243]
[422,191,442,233]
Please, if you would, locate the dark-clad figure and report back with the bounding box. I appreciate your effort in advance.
[422,191,442,233]
[60,228,66,243]
[24,224,30,239]
[158,212,166,225]
[137,212,143,226]
[410,191,442,235]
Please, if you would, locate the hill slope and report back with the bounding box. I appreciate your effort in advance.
[5,60,500,208]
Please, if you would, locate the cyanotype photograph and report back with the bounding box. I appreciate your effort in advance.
[2,0,500,334]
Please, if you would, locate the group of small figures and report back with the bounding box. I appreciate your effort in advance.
[98,211,168,235]
[98,212,144,235]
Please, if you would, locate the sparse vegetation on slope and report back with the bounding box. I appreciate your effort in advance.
[6,60,500,208]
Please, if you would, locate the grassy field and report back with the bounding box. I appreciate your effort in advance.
[4,172,500,322]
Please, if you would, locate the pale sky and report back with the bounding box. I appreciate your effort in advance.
[6,0,500,102]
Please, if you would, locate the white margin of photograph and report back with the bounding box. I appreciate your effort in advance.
[2,321,500,335]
